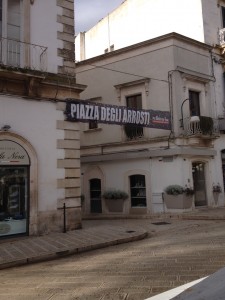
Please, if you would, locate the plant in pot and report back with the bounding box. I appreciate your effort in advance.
[163,184,193,209]
[212,183,222,206]
[102,189,129,213]
[212,183,222,193]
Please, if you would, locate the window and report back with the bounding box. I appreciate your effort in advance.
[124,94,144,139]
[0,0,21,66]
[0,166,28,236]
[90,178,102,213]
[129,175,146,207]
[222,6,225,28]
[89,120,98,130]
[189,90,200,116]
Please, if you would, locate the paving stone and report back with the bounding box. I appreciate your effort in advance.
[1,212,225,299]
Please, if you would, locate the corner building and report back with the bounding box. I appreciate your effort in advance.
[0,0,85,238]
[76,0,225,216]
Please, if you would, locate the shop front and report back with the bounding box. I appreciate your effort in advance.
[0,140,30,237]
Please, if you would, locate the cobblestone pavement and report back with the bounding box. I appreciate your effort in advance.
[0,218,225,300]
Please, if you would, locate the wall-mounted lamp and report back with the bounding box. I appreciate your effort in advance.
[1,125,11,131]
[180,98,189,128]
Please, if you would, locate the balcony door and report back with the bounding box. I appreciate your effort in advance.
[125,94,144,139]
[0,0,21,67]
[189,90,200,117]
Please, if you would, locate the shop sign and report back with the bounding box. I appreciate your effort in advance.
[0,140,29,165]
[65,99,171,130]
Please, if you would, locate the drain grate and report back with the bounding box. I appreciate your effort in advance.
[151,221,171,225]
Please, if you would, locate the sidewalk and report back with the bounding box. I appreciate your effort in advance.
[0,221,148,270]
[1,207,225,271]
[1,208,225,299]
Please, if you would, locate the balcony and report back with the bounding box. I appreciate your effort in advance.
[182,116,219,137]
[0,37,47,72]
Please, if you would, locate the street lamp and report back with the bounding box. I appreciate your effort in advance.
[180,98,189,129]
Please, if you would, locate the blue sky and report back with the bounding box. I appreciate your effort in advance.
[75,0,124,34]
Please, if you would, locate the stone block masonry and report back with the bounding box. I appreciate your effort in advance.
[57,0,75,76]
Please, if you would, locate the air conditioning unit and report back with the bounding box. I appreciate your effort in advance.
[219,28,225,46]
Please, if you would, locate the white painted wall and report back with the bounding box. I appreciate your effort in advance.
[0,95,65,211]
[30,0,63,73]
[76,0,208,61]
[77,35,213,147]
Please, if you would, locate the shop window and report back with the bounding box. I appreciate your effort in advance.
[125,94,143,139]
[129,174,146,207]
[189,90,200,116]
[90,178,102,213]
[0,166,28,236]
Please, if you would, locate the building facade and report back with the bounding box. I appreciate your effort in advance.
[76,32,224,216]
[75,0,225,61]
[75,0,225,216]
[0,0,85,238]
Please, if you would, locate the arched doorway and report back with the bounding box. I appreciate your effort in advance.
[0,140,30,237]
[192,162,207,207]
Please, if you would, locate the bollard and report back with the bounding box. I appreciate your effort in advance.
[63,203,66,233]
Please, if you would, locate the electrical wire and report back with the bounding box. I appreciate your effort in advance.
[76,62,169,83]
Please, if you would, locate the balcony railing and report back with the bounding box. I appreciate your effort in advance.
[219,28,225,46]
[0,37,47,72]
[183,116,219,136]
[124,124,144,140]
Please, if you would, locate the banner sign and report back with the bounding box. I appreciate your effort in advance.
[65,99,171,130]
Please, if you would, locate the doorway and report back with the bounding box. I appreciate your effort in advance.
[0,166,29,236]
[90,178,102,213]
[192,162,207,206]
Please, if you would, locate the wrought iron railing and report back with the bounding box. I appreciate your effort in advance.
[124,124,144,139]
[183,116,219,136]
[0,37,47,72]
[219,28,225,46]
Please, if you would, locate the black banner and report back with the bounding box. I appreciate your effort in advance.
[65,99,171,130]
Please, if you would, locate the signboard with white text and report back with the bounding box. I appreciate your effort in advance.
[65,99,171,130]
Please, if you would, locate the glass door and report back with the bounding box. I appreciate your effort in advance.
[0,166,28,236]
[192,162,207,206]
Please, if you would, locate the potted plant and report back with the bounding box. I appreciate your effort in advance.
[163,184,193,209]
[212,183,222,193]
[212,183,222,206]
[102,189,129,212]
